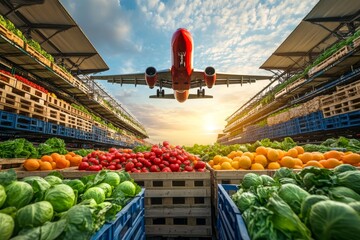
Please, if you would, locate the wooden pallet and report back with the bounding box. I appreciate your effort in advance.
[353,35,360,49]
[15,81,47,102]
[24,44,51,67]
[321,94,360,118]
[0,25,25,47]
[130,172,212,238]
[51,63,72,81]
[47,95,72,112]
[0,158,25,170]
[0,72,16,87]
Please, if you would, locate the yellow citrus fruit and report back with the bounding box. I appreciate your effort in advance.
[238,156,252,169]
[227,151,237,159]
[312,152,325,161]
[243,152,254,162]
[324,150,344,160]
[267,162,281,169]
[267,149,279,162]
[213,155,222,165]
[286,148,298,158]
[298,152,313,164]
[221,162,233,170]
[256,146,268,156]
[251,163,265,170]
[254,154,268,167]
[212,164,222,170]
[304,160,324,168]
[294,146,305,155]
[231,160,240,170]
[280,156,296,168]
[208,160,214,167]
[294,158,303,167]
[342,153,360,165]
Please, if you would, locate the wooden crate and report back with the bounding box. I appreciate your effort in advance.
[353,35,360,49]
[0,71,16,87]
[24,44,51,67]
[0,158,25,170]
[15,81,47,102]
[46,95,71,112]
[130,172,212,238]
[51,63,72,81]
[0,25,24,47]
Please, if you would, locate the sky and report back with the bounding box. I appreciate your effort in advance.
[60,0,318,146]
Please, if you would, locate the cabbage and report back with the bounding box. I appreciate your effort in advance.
[44,175,62,186]
[45,184,75,212]
[337,171,360,194]
[117,181,136,197]
[278,183,310,215]
[309,200,360,240]
[22,176,51,190]
[102,172,120,187]
[349,202,360,215]
[260,175,275,186]
[300,195,329,225]
[96,183,112,198]
[16,201,53,228]
[0,213,14,240]
[233,192,257,212]
[241,173,263,189]
[5,181,33,209]
[328,186,360,203]
[333,164,357,174]
[63,179,85,194]
[82,187,105,204]
[279,177,298,185]
[0,185,6,208]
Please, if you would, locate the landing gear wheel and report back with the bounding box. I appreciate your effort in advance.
[161,89,165,96]
[202,89,205,96]
[156,89,160,97]
[197,89,200,97]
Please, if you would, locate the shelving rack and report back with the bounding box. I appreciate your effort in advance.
[218,0,360,145]
[0,0,148,148]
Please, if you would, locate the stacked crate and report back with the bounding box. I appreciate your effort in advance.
[130,172,212,238]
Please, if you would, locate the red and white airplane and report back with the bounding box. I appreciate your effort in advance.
[91,28,271,103]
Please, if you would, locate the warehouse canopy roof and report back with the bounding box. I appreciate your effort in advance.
[261,0,360,71]
[0,0,109,74]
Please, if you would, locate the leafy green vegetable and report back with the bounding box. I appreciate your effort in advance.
[241,173,263,189]
[300,195,329,225]
[82,187,106,204]
[260,175,275,186]
[349,202,360,215]
[337,171,360,194]
[309,200,360,240]
[73,149,94,157]
[232,192,257,212]
[45,184,75,212]
[268,194,311,240]
[0,185,6,208]
[62,179,85,194]
[0,138,38,158]
[0,213,14,240]
[16,201,53,228]
[96,183,112,198]
[59,205,93,240]
[116,181,136,197]
[102,171,120,187]
[12,219,66,240]
[333,164,357,174]
[37,138,67,156]
[22,176,51,202]
[0,169,17,186]
[5,181,33,209]
[44,176,62,186]
[0,206,17,219]
[328,186,360,203]
[278,183,310,215]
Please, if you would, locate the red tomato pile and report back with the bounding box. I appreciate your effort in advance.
[78,141,207,173]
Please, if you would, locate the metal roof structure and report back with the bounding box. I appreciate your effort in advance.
[0,0,109,74]
[261,0,360,72]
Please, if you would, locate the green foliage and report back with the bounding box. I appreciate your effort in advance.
[44,175,63,186]
[37,137,68,156]
[82,187,106,204]
[278,183,310,215]
[0,138,38,159]
[0,213,14,240]
[62,179,86,194]
[44,184,75,212]
[16,201,54,228]
[5,181,33,209]
[0,185,6,209]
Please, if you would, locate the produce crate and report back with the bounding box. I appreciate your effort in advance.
[0,71,16,87]
[217,184,250,240]
[91,188,145,240]
[51,62,72,81]
[130,171,212,238]
[24,43,51,67]
[0,25,24,47]
[0,158,25,170]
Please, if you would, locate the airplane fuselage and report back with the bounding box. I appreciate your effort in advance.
[171,29,193,101]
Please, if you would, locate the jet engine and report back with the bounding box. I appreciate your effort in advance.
[145,67,158,89]
[204,66,216,88]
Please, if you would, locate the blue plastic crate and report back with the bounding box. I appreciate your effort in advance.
[0,110,16,128]
[65,127,77,137]
[15,114,32,131]
[217,184,250,240]
[91,188,145,240]
[348,110,360,126]
[29,118,47,133]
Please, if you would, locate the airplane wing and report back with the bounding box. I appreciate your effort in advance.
[190,70,272,88]
[90,69,173,89]
[149,93,213,99]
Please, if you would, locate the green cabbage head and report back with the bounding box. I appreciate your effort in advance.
[117,181,136,197]
[102,172,120,187]
[45,184,75,212]
[82,187,105,204]
[0,185,6,208]
[278,183,310,215]
[63,179,85,194]
[5,181,33,209]
[233,192,257,212]
[44,176,62,186]
[96,183,112,198]
[16,201,53,228]
[0,213,14,240]
[241,173,263,189]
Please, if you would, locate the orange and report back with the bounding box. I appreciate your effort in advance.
[23,159,40,171]
[256,146,268,156]
[208,160,214,167]
[324,150,344,160]
[267,149,279,162]
[294,146,305,155]
[213,155,222,165]
[212,164,221,170]
[69,155,82,167]
[277,150,286,160]
[39,161,52,171]
[41,155,53,163]
[251,163,265,170]
[67,151,76,157]
[342,153,360,165]
[65,154,73,161]
[280,156,296,168]
[304,160,324,168]
[238,156,252,169]
[56,158,70,169]
[294,165,303,169]
[267,162,281,170]
[234,151,243,157]
[220,157,231,164]
[51,162,57,169]
[254,155,268,167]
[231,160,240,170]
[298,152,313,164]
[323,158,342,169]
[243,152,254,162]
[319,160,328,167]
[294,158,303,167]
[51,153,63,163]
[286,148,298,158]
[221,162,233,170]
[227,151,237,159]
[312,152,325,161]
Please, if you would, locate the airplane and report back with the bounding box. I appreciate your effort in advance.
[91,28,272,103]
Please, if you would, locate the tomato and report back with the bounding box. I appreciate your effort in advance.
[143,160,152,168]
[115,152,122,159]
[184,165,194,172]
[150,165,160,172]
[163,141,169,147]
[169,163,180,172]
[183,160,191,166]
[162,153,170,160]
[196,168,206,172]
[144,152,150,159]
[141,167,149,172]
[101,161,109,167]
[78,162,89,170]
[158,163,165,170]
[153,158,162,165]
[109,148,117,153]
[169,157,177,164]
[88,165,101,171]
[161,167,172,172]
[89,159,99,165]
[116,164,122,170]
[107,165,116,170]
[135,162,143,168]
[194,161,206,169]
[82,157,88,162]
[125,162,135,171]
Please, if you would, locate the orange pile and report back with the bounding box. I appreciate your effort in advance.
[23,152,82,171]
[208,146,360,171]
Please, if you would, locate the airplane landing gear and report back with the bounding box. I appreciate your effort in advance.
[197,88,205,97]
[157,89,165,97]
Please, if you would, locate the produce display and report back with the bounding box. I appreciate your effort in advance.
[230,166,360,240]
[0,169,141,240]
[78,141,207,173]
[23,152,83,171]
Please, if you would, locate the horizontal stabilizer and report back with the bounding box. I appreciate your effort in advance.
[149,94,213,99]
